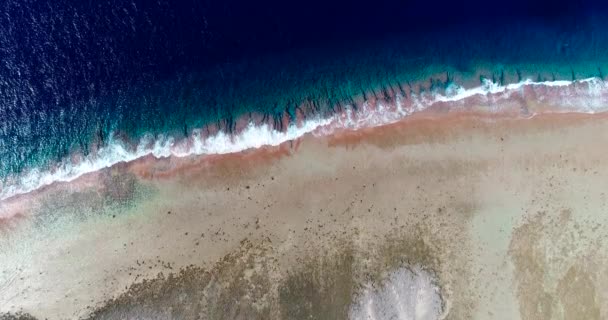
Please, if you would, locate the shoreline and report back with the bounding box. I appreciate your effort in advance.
[2,76,608,206]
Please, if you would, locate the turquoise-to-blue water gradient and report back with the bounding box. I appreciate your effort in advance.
[1,0,608,195]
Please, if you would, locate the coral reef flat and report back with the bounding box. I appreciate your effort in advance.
[2,110,608,319]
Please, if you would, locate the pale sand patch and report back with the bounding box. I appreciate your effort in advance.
[1,112,608,319]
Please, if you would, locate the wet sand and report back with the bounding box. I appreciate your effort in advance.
[2,111,608,319]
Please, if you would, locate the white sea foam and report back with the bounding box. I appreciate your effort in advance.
[349,267,444,320]
[320,77,608,133]
[1,77,607,202]
[0,118,332,201]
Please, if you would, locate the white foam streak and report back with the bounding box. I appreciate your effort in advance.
[437,77,601,103]
[1,77,607,201]
[0,119,331,201]
[322,77,608,133]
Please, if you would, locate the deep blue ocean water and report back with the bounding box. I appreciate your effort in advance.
[1,0,608,196]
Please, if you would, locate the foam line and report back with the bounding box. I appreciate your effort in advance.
[1,77,606,201]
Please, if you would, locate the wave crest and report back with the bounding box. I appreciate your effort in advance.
[1,77,607,201]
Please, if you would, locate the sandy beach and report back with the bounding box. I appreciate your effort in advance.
[2,110,608,319]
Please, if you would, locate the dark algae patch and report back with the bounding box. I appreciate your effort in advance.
[278,246,356,320]
[84,229,446,320]
[87,240,276,320]
[0,313,37,320]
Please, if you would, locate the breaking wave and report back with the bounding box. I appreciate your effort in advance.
[1,77,607,201]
